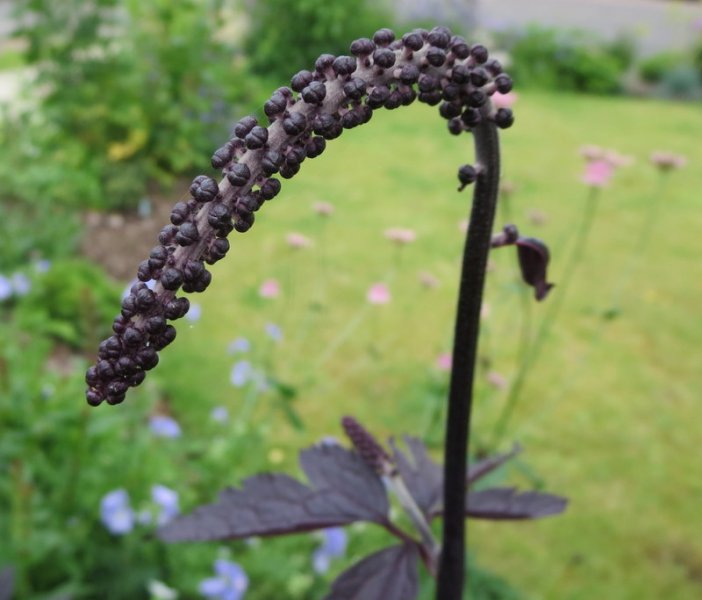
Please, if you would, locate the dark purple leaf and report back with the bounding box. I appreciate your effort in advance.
[0,567,13,600]
[300,443,390,525]
[324,543,419,600]
[466,487,567,520]
[467,444,521,485]
[159,445,389,542]
[389,436,442,516]
[515,237,554,301]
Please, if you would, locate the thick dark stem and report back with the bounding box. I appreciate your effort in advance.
[437,120,501,599]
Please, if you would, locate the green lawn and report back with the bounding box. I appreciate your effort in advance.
[152,91,702,599]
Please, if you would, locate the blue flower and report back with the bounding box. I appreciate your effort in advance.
[227,337,251,354]
[0,275,13,301]
[185,303,202,322]
[230,360,252,387]
[152,484,179,525]
[100,489,135,535]
[312,527,347,574]
[199,559,248,600]
[33,259,51,273]
[264,322,283,342]
[211,406,229,423]
[11,273,31,296]
[149,415,182,438]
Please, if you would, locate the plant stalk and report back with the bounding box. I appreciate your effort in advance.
[437,119,500,600]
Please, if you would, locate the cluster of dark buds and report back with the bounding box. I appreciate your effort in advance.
[85,25,517,406]
[490,224,554,301]
[159,417,566,600]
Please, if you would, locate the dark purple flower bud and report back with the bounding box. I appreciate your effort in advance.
[112,315,127,334]
[207,202,232,229]
[150,245,168,263]
[305,136,326,158]
[170,202,190,226]
[282,111,307,136]
[99,336,122,359]
[285,145,306,166]
[341,416,393,475]
[183,259,205,283]
[291,70,314,92]
[372,48,396,69]
[135,288,156,311]
[350,37,375,56]
[264,92,288,118]
[164,297,189,320]
[175,222,199,246]
[96,359,115,379]
[341,110,362,128]
[206,237,230,264]
[440,102,462,119]
[467,89,487,107]
[494,107,515,129]
[122,326,143,348]
[137,260,152,282]
[160,267,183,290]
[312,113,337,136]
[428,27,451,49]
[190,269,212,293]
[105,392,126,406]
[152,326,176,351]
[461,107,482,127]
[315,53,336,73]
[301,81,327,105]
[399,63,420,85]
[384,90,403,110]
[227,163,251,187]
[116,356,137,376]
[261,149,283,176]
[146,315,167,334]
[418,90,443,106]
[191,176,219,203]
[451,64,470,84]
[418,74,440,92]
[332,55,356,76]
[485,58,503,76]
[107,380,128,398]
[342,77,367,101]
[86,365,100,386]
[399,87,416,106]
[515,237,554,301]
[245,126,268,149]
[137,346,160,370]
[470,67,489,87]
[442,83,460,101]
[121,295,137,319]
[86,389,103,406]
[450,36,470,59]
[279,161,301,178]
[448,117,463,135]
[470,44,489,64]
[128,371,146,387]
[236,193,260,214]
[234,116,257,139]
[458,164,477,191]
[366,84,391,109]
[259,177,282,200]
[234,211,255,232]
[402,31,424,51]
[373,28,395,47]
[494,73,513,94]
[159,225,178,245]
[211,145,233,169]
[426,47,446,66]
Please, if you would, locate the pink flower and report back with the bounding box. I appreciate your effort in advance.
[286,232,313,249]
[527,209,547,226]
[492,91,518,109]
[480,302,491,320]
[603,150,634,168]
[487,371,507,390]
[436,352,452,372]
[313,202,334,216]
[366,282,391,305]
[259,279,280,298]
[384,228,416,245]
[582,159,614,188]
[458,219,469,234]
[579,145,605,161]
[650,151,687,171]
[419,271,439,289]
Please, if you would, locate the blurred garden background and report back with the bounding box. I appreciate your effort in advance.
[1,0,701,598]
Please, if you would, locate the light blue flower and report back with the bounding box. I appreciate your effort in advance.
[34,259,51,273]
[100,488,135,535]
[152,484,179,525]
[185,303,202,322]
[149,415,182,438]
[11,273,31,296]
[264,322,283,342]
[227,337,251,354]
[211,406,229,423]
[230,360,252,387]
[199,559,248,600]
[0,275,12,301]
[312,527,347,574]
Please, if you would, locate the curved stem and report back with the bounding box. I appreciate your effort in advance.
[437,119,500,600]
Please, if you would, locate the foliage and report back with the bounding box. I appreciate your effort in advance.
[638,51,689,84]
[504,26,629,94]
[243,0,393,80]
[7,0,258,211]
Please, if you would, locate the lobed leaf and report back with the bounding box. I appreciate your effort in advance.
[467,444,521,484]
[465,487,567,520]
[324,543,420,600]
[389,436,443,516]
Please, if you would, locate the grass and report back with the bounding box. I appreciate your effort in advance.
[149,90,702,599]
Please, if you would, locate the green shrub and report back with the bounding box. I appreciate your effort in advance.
[244,0,392,81]
[506,26,628,94]
[639,51,689,83]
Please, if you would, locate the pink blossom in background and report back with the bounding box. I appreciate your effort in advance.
[650,151,687,171]
[579,145,605,161]
[528,209,547,226]
[492,91,518,109]
[481,302,491,320]
[313,201,335,216]
[499,180,517,197]
[436,352,452,372]
[458,219,469,234]
[487,371,507,390]
[286,232,313,249]
[259,279,280,298]
[582,159,614,188]
[384,227,416,245]
[419,271,440,289]
[366,282,391,305]
[603,150,634,168]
